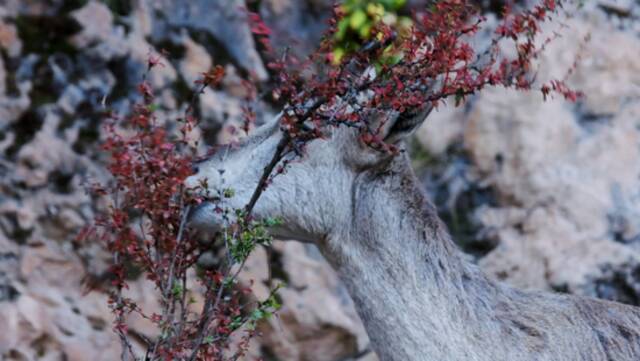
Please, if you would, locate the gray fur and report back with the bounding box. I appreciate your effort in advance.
[185,115,640,361]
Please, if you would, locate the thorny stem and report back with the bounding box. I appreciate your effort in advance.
[162,201,191,352]
[187,267,233,361]
[165,200,190,300]
[114,251,136,361]
[244,134,290,216]
[145,177,191,359]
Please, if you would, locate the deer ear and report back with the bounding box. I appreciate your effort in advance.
[383,105,433,144]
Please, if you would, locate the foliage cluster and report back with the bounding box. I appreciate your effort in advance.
[81,61,282,360]
[332,0,411,63]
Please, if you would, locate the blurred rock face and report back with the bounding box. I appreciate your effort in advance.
[416,3,640,303]
[0,1,638,360]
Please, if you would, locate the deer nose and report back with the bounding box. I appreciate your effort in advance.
[191,164,200,174]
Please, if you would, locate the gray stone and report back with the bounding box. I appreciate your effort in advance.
[149,0,268,81]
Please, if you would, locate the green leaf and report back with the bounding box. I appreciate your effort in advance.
[392,0,406,10]
[172,284,183,297]
[229,315,243,330]
[250,309,265,321]
[336,19,349,41]
[349,9,367,30]
[264,294,282,310]
[265,216,283,227]
[223,188,235,198]
[358,23,372,38]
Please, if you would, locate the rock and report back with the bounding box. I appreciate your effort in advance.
[199,89,252,143]
[70,2,114,49]
[0,21,21,57]
[0,80,31,128]
[57,85,85,114]
[120,279,163,339]
[130,0,153,37]
[597,0,634,17]
[70,1,177,89]
[178,35,212,86]
[127,35,178,89]
[415,103,465,156]
[0,55,5,96]
[246,242,371,361]
[0,243,20,304]
[583,262,640,305]
[416,8,640,302]
[259,0,332,59]
[55,208,85,232]
[149,0,268,81]
[538,16,640,116]
[15,112,77,188]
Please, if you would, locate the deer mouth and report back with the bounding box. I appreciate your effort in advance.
[188,201,224,236]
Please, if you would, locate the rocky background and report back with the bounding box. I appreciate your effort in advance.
[0,0,639,360]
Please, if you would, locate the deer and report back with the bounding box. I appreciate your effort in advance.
[185,107,640,361]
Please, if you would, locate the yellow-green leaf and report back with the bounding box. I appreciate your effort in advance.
[349,9,367,30]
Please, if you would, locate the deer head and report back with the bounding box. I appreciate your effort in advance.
[184,106,431,244]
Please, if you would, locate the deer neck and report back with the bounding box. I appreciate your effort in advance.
[318,155,503,360]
